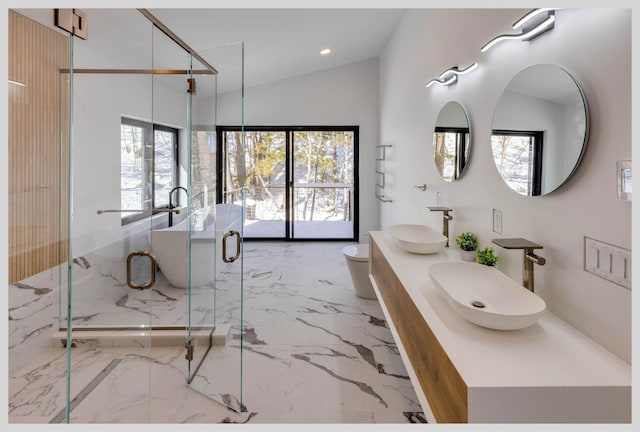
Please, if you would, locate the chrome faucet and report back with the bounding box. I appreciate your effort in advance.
[168,186,188,226]
[492,238,546,292]
[426,207,453,246]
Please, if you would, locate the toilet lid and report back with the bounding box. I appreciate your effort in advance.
[343,244,369,262]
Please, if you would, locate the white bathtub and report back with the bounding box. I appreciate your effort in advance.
[151,203,243,288]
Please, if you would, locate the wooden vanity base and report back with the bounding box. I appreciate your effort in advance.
[371,239,467,423]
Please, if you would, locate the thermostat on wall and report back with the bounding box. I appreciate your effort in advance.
[617,160,631,201]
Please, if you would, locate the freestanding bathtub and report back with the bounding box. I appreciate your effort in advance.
[151,203,243,288]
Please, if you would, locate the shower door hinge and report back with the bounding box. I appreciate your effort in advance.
[187,78,196,95]
[54,9,88,40]
[185,340,194,361]
[61,339,77,348]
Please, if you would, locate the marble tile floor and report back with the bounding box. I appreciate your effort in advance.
[9,242,426,424]
[64,269,217,329]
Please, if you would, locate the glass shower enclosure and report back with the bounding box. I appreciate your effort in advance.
[61,9,244,422]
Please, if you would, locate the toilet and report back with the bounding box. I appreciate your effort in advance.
[343,244,377,300]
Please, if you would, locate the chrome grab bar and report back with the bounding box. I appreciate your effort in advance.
[126,250,156,290]
[97,209,180,215]
[222,230,241,263]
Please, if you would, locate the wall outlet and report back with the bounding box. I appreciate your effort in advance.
[492,209,503,234]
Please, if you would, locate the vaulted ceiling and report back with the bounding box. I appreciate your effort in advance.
[149,9,405,92]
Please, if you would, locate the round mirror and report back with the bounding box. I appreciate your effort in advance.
[491,64,589,196]
[433,101,471,181]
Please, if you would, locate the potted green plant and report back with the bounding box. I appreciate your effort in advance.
[476,246,499,266]
[455,232,477,262]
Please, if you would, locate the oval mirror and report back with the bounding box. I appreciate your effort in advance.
[491,64,589,196]
[433,101,471,181]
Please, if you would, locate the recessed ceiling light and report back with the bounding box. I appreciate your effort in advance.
[320,48,332,55]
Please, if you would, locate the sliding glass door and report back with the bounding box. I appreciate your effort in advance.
[291,130,356,239]
[220,130,287,238]
[218,126,358,241]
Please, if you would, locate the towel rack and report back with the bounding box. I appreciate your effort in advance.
[375,144,392,203]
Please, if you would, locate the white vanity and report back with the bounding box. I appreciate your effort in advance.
[369,231,631,423]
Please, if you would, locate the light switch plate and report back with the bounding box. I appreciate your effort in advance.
[584,237,631,290]
[492,209,503,234]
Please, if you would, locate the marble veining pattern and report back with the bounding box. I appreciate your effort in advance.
[9,266,61,374]
[9,242,423,424]
[9,227,217,374]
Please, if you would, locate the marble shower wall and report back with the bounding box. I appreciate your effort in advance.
[8,226,156,373]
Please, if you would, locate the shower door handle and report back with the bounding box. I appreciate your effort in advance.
[126,250,157,289]
[222,230,241,263]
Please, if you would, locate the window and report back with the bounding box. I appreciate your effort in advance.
[120,118,178,224]
[433,127,469,181]
[491,130,543,196]
[217,126,358,240]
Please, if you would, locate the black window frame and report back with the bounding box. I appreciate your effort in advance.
[120,117,179,225]
[491,129,544,196]
[216,125,359,242]
[434,126,469,180]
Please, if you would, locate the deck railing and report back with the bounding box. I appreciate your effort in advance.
[224,183,353,221]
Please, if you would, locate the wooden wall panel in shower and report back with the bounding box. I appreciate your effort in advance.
[8,11,70,284]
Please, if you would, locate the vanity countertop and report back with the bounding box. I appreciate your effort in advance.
[369,231,630,422]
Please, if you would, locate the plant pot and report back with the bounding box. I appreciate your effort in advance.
[460,250,476,262]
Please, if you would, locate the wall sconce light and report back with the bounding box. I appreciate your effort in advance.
[424,9,558,92]
[426,62,479,88]
[481,9,556,53]
[425,75,457,88]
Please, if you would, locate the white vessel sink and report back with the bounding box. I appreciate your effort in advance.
[388,224,447,254]
[428,261,546,330]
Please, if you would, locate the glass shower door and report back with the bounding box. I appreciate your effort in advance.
[181,52,218,383]
[63,10,158,422]
[185,42,245,412]
[59,9,245,422]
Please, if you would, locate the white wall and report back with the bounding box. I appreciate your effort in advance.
[36,10,190,256]
[379,9,631,362]
[14,9,193,256]
[216,58,381,242]
[75,96,187,251]
[71,74,188,255]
